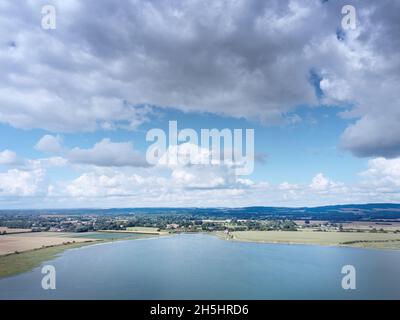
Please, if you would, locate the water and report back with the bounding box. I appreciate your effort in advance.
[0,233,399,299]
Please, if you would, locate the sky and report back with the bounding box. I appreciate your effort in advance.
[0,0,400,208]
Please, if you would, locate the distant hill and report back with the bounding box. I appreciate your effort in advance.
[2,203,400,221]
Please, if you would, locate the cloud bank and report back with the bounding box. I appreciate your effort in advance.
[0,0,399,157]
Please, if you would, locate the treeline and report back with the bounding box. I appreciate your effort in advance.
[0,214,299,233]
[3,203,400,221]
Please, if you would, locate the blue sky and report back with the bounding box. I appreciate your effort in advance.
[0,105,386,208]
[0,0,400,208]
[0,105,365,183]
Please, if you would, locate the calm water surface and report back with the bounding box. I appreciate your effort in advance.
[0,234,399,299]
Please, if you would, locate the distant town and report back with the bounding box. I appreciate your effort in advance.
[1,203,400,235]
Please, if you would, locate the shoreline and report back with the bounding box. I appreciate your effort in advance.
[214,231,400,251]
[0,232,169,279]
[2,231,400,279]
[0,240,101,279]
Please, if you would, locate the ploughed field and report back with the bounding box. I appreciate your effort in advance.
[0,230,157,278]
[0,231,156,256]
[0,232,97,256]
[0,227,32,234]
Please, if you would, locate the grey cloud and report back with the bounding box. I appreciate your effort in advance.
[0,0,400,157]
[341,115,400,158]
[335,1,400,157]
[0,0,326,130]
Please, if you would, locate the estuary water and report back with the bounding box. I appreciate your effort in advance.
[0,233,399,299]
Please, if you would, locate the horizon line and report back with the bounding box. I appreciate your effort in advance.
[1,202,400,211]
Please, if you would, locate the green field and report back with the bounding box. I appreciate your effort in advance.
[64,232,155,240]
[125,227,161,234]
[217,230,400,249]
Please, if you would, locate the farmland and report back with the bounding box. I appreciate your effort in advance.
[0,232,98,256]
[0,231,160,278]
[217,230,400,249]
